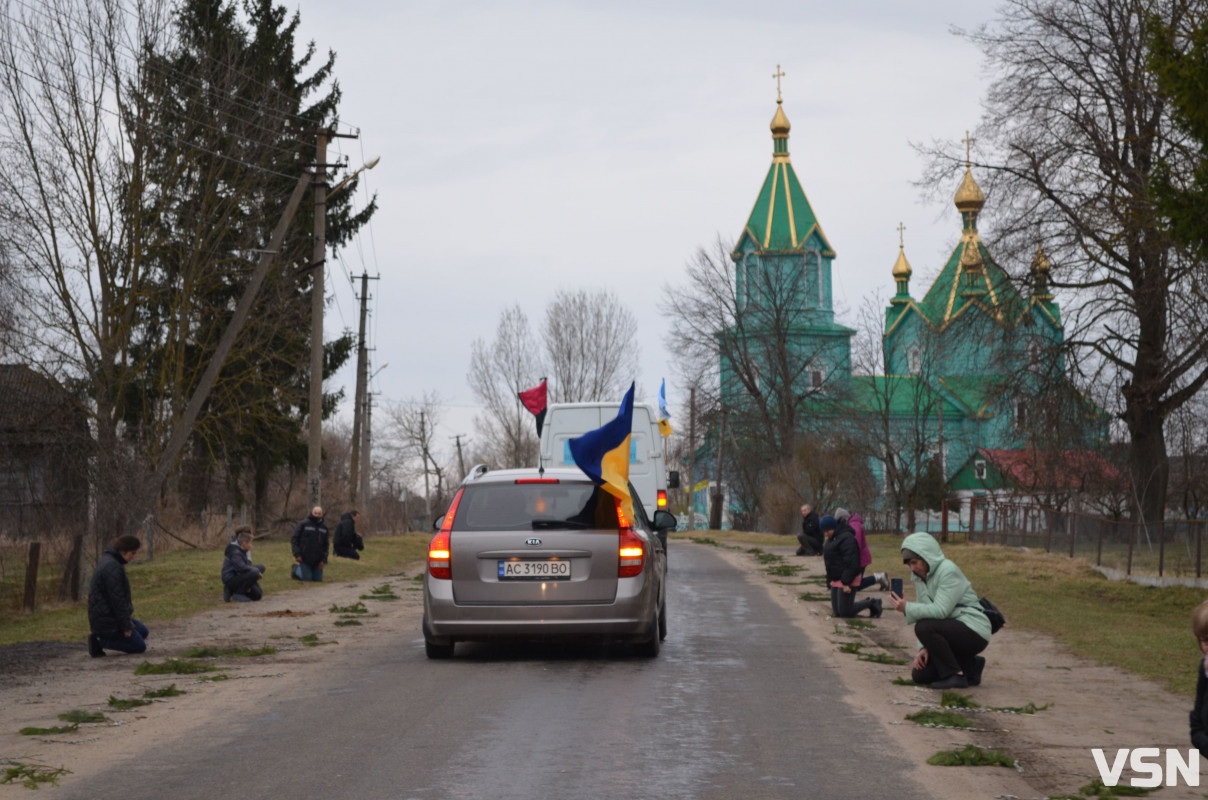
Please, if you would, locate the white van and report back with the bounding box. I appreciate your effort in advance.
[538,402,678,517]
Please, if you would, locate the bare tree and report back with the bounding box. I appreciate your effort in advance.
[380,393,447,528]
[542,288,640,403]
[921,0,1203,523]
[0,0,179,541]
[467,305,542,468]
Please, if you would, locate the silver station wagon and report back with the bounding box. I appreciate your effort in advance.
[422,466,674,659]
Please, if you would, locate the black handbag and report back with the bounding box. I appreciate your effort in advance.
[978,597,1005,634]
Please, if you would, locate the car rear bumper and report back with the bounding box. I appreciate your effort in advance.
[423,573,658,644]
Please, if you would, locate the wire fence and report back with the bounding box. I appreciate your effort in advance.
[856,497,1204,579]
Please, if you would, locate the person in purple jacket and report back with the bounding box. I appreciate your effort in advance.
[835,507,888,592]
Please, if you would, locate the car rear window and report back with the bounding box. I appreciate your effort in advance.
[453,482,620,532]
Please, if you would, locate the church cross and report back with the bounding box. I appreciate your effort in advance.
[962,130,976,166]
[897,222,906,249]
[772,64,785,102]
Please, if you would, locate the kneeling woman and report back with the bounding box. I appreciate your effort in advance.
[888,532,991,689]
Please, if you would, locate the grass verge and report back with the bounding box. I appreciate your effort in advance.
[0,533,428,648]
[926,743,1015,767]
[1,762,70,788]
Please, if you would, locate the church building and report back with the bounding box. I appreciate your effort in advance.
[718,93,1109,517]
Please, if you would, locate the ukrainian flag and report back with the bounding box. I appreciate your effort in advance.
[658,378,672,437]
[568,382,635,521]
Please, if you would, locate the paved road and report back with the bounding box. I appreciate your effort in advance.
[74,544,933,800]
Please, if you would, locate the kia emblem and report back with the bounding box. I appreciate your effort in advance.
[525,538,542,546]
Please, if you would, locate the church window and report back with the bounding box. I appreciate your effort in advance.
[975,460,987,480]
[803,251,818,309]
[1028,339,1043,371]
[908,344,921,375]
[815,250,824,307]
[808,361,826,391]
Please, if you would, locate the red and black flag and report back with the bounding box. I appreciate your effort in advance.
[518,378,548,437]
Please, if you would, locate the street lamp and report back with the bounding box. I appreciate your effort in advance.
[330,155,380,198]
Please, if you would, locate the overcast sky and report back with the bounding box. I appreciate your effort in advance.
[294,0,1004,467]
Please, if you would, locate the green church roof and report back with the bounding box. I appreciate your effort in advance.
[735,101,835,256]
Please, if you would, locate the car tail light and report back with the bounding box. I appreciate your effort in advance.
[617,498,645,578]
[657,489,667,508]
[515,478,559,484]
[428,488,463,580]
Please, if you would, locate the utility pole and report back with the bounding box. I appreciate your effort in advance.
[687,386,696,531]
[711,407,726,530]
[349,272,373,501]
[421,410,432,527]
[307,128,360,509]
[452,434,467,482]
[361,388,373,514]
[307,131,327,509]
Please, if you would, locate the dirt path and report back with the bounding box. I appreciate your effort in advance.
[707,540,1203,800]
[0,543,1200,798]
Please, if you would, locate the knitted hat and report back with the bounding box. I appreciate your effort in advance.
[901,548,921,564]
[834,507,850,521]
[819,514,837,532]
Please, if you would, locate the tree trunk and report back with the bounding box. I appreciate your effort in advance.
[1123,400,1169,524]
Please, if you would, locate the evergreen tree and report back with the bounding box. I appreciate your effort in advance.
[131,0,375,526]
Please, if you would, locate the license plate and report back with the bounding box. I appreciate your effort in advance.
[498,560,571,580]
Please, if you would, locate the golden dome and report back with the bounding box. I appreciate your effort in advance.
[1031,242,1051,275]
[954,167,985,212]
[892,246,912,279]
[770,101,790,138]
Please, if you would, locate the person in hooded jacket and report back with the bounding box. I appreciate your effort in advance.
[291,506,329,581]
[835,507,888,591]
[222,526,266,601]
[333,510,364,560]
[821,514,882,619]
[86,535,148,657]
[888,532,991,689]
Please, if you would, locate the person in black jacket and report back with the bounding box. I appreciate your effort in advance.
[1190,602,1208,755]
[222,527,267,601]
[821,515,882,619]
[797,504,823,556]
[291,506,329,581]
[87,535,148,657]
[333,510,364,560]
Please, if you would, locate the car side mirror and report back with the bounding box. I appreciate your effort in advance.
[653,510,677,531]
[668,470,680,489]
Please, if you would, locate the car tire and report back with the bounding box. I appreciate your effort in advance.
[658,598,667,641]
[425,638,455,659]
[634,610,660,658]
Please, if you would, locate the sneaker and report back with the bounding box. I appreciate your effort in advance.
[930,673,969,690]
[223,585,233,603]
[875,572,890,591]
[87,633,104,658]
[869,598,883,619]
[967,656,986,687]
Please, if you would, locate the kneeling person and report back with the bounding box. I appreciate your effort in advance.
[222,527,266,602]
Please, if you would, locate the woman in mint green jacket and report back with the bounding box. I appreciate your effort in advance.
[887,532,991,689]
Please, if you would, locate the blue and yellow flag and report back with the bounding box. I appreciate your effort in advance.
[657,379,672,437]
[568,382,635,521]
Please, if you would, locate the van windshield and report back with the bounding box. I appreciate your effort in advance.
[453,483,621,532]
